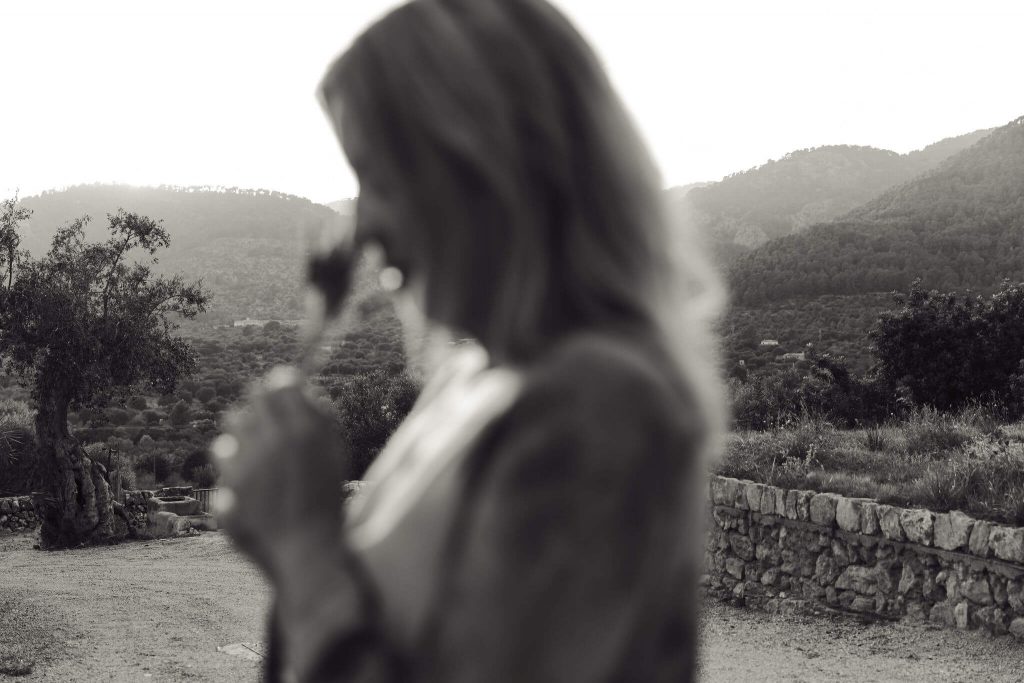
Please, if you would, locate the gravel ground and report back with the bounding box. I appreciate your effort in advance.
[1,531,271,681]
[699,600,1024,682]
[3,530,1024,681]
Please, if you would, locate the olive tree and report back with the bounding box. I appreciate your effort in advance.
[0,200,208,548]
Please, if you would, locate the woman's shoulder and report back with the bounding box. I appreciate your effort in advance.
[473,329,704,470]
[519,329,690,414]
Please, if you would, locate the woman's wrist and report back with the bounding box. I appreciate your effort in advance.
[273,532,367,680]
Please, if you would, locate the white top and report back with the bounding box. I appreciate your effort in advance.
[343,344,524,649]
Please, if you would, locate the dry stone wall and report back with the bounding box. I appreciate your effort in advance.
[705,475,1024,639]
[1,489,167,536]
[0,496,38,533]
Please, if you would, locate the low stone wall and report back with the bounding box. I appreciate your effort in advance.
[705,475,1024,639]
[0,495,37,533]
[0,489,176,536]
[122,490,154,534]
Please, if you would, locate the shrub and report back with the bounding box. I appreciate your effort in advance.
[863,428,887,452]
[134,452,173,482]
[106,408,131,426]
[127,396,148,411]
[191,463,217,488]
[181,448,211,481]
[0,405,39,496]
[335,370,421,479]
[169,400,191,427]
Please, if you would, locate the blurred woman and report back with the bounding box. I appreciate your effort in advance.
[215,0,724,680]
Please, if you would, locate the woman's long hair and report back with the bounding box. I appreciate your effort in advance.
[319,0,726,440]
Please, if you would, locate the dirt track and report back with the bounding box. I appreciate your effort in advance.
[1,531,270,681]
[3,531,1024,681]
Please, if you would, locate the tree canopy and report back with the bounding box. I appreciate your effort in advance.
[0,201,209,547]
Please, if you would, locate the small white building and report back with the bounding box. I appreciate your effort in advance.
[233,318,269,328]
[759,339,780,347]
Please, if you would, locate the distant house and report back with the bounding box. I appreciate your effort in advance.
[233,318,269,328]
[781,352,806,362]
[759,339,780,347]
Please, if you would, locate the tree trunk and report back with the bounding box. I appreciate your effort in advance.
[33,390,126,549]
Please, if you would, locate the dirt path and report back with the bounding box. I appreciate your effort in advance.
[699,600,1024,682]
[4,531,1024,681]
[1,531,271,681]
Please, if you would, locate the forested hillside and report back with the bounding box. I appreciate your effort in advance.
[19,184,350,320]
[720,115,1024,371]
[677,129,990,257]
[729,116,1024,306]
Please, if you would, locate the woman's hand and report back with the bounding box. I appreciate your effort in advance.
[211,366,349,582]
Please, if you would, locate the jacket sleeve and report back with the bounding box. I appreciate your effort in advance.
[417,344,701,683]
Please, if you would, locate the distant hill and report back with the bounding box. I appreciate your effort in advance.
[729,116,1024,306]
[326,199,356,216]
[678,129,992,257]
[18,184,351,321]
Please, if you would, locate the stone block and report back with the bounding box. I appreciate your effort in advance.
[930,601,956,626]
[761,568,780,586]
[796,491,814,522]
[975,606,1009,635]
[745,483,765,513]
[835,565,876,595]
[850,596,875,613]
[148,511,193,537]
[815,553,840,586]
[1008,580,1024,613]
[729,534,755,561]
[836,497,871,533]
[783,490,799,520]
[773,487,786,517]
[1010,617,1024,640]
[898,563,917,595]
[710,476,738,506]
[809,493,840,527]
[993,577,1009,607]
[147,495,200,517]
[962,576,993,606]
[970,521,992,557]
[758,485,778,515]
[858,501,880,536]
[900,508,934,546]
[157,486,194,498]
[933,510,975,551]
[876,504,906,541]
[989,526,1024,563]
[733,481,750,510]
[725,556,745,580]
[954,601,970,629]
[183,513,218,531]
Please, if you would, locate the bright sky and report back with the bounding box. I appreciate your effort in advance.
[2,0,1022,204]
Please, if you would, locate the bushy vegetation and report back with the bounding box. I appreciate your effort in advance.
[0,288,418,494]
[729,355,900,430]
[716,411,1024,526]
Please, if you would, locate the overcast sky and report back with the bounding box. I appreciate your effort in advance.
[2,0,1022,204]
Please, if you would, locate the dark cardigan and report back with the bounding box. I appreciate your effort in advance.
[267,331,707,682]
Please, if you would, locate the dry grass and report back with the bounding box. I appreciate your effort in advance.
[715,410,1024,526]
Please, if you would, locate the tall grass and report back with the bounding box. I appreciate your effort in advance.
[715,408,1024,526]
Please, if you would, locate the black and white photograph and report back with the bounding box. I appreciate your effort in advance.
[2,0,1024,680]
